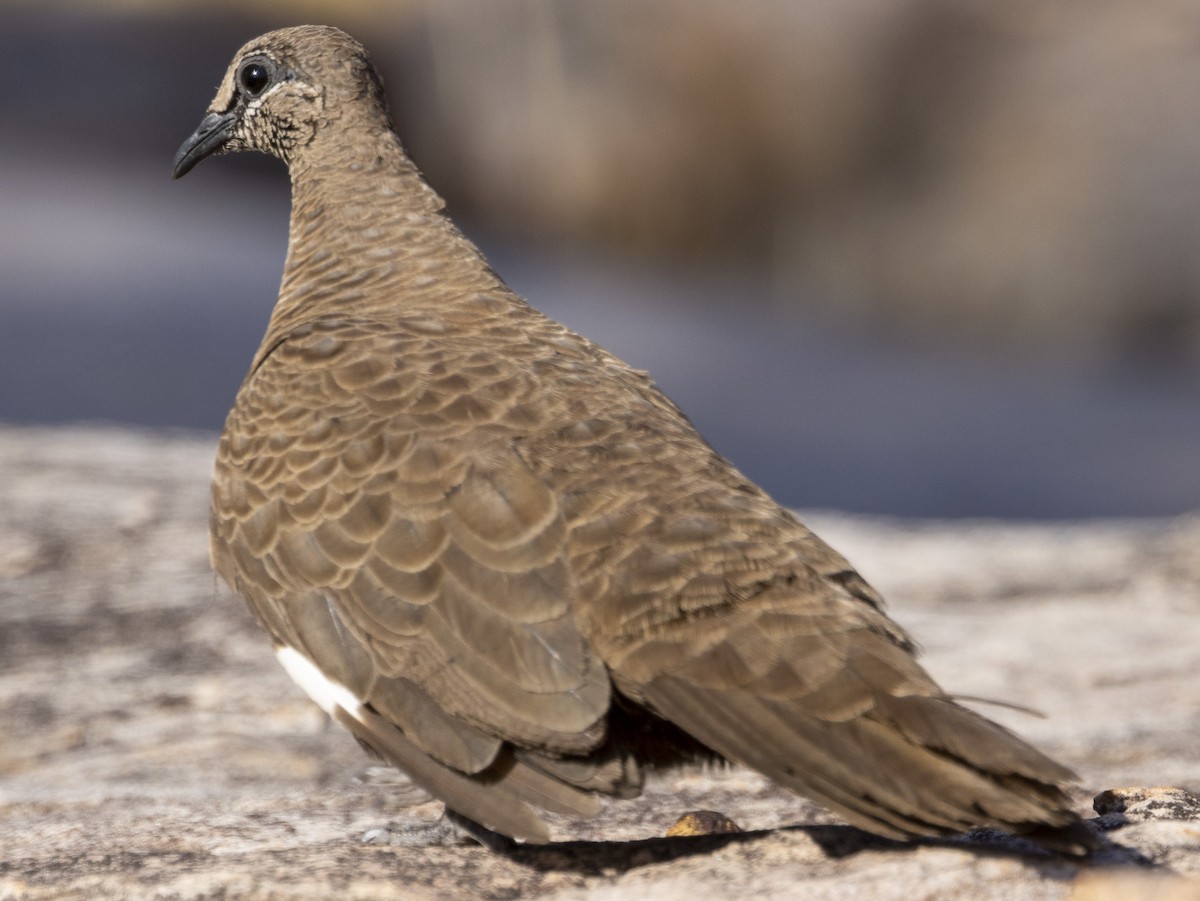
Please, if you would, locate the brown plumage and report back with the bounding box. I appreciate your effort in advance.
[173,25,1093,853]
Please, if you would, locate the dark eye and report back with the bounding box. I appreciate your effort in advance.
[239,62,270,96]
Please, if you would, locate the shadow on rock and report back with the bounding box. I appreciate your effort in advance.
[492,823,909,874]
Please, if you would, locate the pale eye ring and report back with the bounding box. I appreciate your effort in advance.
[239,62,271,96]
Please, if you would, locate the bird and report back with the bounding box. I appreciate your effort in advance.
[173,25,1094,854]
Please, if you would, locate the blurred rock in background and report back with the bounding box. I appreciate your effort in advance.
[2,0,1198,516]
[384,0,1200,367]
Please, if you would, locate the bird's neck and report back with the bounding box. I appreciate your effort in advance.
[261,125,504,353]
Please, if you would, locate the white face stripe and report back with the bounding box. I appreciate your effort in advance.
[244,80,285,115]
[275,646,365,723]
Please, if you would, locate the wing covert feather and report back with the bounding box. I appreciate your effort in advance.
[213,320,611,766]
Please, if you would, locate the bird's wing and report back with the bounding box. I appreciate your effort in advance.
[602,551,1082,841]
[512,399,1086,843]
[210,316,612,839]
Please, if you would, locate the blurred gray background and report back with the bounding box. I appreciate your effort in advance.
[2,0,1199,518]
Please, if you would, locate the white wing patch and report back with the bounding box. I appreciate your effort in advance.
[275,645,365,722]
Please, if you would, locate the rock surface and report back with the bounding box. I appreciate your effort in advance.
[0,425,1197,899]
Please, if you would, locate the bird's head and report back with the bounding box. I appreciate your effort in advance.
[173,25,390,179]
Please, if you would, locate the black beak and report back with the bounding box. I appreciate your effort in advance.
[172,111,237,179]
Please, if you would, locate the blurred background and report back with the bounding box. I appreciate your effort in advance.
[2,0,1199,518]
